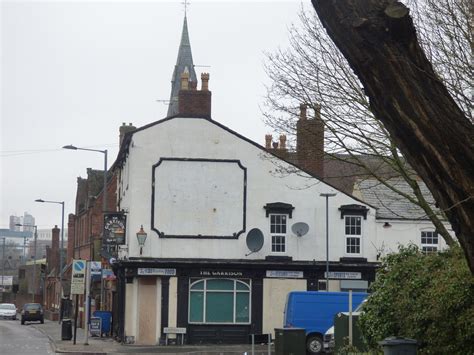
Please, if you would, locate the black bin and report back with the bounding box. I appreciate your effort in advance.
[274,328,306,355]
[61,318,72,340]
[379,337,418,355]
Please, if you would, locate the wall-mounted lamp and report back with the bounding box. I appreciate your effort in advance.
[383,222,392,228]
[136,225,148,256]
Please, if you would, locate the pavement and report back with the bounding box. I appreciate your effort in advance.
[33,320,275,354]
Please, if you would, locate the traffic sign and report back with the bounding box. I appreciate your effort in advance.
[71,259,86,295]
[90,261,102,276]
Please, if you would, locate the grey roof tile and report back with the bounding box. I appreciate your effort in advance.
[356,178,438,220]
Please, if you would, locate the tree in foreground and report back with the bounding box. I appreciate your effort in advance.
[310,0,474,272]
[263,0,470,248]
[359,245,474,353]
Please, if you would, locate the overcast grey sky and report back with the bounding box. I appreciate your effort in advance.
[1,0,306,230]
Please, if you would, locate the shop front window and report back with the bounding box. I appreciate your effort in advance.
[189,278,251,324]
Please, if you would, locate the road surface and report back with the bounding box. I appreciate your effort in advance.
[0,319,53,355]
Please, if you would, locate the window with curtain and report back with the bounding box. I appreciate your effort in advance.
[189,278,251,324]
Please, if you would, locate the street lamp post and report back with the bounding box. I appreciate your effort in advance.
[320,192,336,291]
[16,224,37,301]
[35,199,65,298]
[62,145,108,212]
[63,144,108,311]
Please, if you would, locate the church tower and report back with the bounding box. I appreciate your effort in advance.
[167,15,197,117]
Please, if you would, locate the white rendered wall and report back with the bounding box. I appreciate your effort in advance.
[375,220,451,257]
[119,117,377,262]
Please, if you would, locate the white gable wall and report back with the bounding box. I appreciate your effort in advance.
[119,117,378,262]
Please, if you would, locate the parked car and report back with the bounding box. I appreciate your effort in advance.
[0,303,17,320]
[283,291,367,354]
[21,303,44,324]
[323,299,367,353]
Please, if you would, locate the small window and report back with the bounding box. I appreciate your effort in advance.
[270,214,286,253]
[345,216,362,255]
[421,231,438,253]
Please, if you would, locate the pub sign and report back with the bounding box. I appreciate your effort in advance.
[103,212,127,246]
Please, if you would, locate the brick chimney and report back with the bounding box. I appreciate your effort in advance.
[51,225,60,274]
[297,103,324,178]
[119,122,136,146]
[178,71,212,119]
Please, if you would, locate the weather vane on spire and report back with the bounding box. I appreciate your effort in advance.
[182,0,190,16]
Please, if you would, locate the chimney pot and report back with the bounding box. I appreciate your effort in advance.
[300,104,307,120]
[272,142,279,149]
[314,103,321,119]
[279,134,287,150]
[201,73,210,91]
[265,134,273,149]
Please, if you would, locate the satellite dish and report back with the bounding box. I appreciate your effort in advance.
[245,228,264,256]
[292,222,309,237]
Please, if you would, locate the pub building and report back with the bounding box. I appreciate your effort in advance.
[106,76,379,345]
[104,14,379,346]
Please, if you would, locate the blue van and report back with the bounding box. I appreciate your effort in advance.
[283,291,367,354]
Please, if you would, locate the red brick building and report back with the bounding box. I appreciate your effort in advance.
[65,123,135,327]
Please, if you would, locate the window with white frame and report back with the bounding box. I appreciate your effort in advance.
[421,231,438,253]
[345,215,362,254]
[188,279,251,324]
[270,214,287,253]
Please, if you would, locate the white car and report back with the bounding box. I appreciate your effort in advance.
[0,303,17,320]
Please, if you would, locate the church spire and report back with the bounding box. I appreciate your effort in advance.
[167,14,197,117]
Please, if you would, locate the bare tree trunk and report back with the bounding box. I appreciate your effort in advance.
[311,0,474,272]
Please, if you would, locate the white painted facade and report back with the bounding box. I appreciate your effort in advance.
[114,115,382,345]
[114,114,454,346]
[118,116,377,263]
[375,220,451,256]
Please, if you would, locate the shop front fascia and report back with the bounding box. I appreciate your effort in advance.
[114,257,378,345]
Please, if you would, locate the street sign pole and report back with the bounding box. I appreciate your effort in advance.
[73,294,79,345]
[84,261,91,345]
[71,259,86,346]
